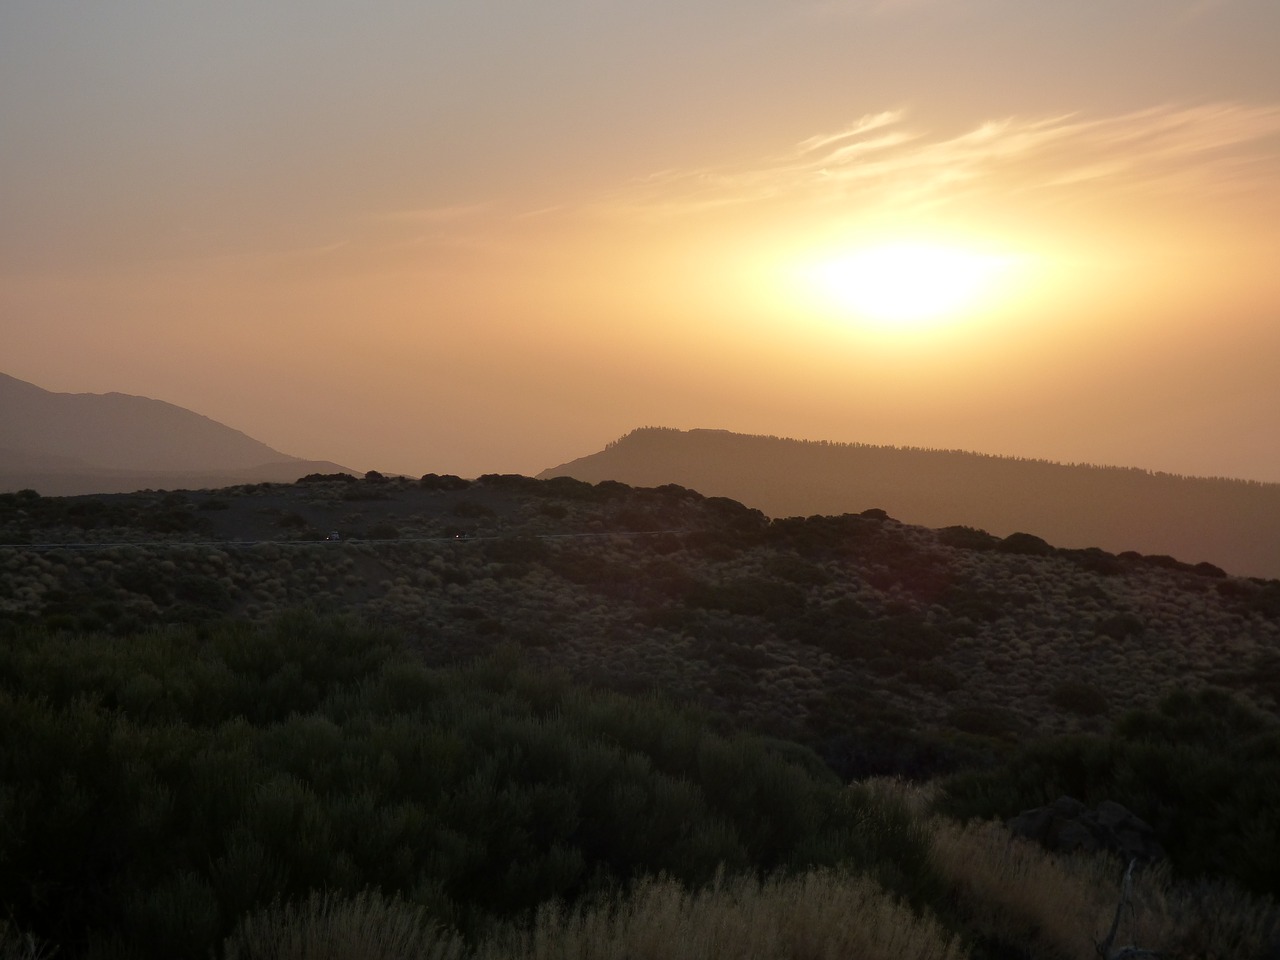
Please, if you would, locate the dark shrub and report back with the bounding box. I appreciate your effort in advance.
[485,537,550,564]
[419,473,472,491]
[997,532,1053,556]
[474,474,542,493]
[1062,547,1124,575]
[1096,612,1144,641]
[940,688,1280,895]
[684,577,806,619]
[1192,561,1227,578]
[1049,680,1108,717]
[937,525,999,550]
[452,500,495,519]
[945,704,1025,739]
[537,476,595,498]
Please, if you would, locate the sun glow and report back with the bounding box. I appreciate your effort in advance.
[804,242,1022,330]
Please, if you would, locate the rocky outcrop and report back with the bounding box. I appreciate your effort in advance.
[1007,796,1165,863]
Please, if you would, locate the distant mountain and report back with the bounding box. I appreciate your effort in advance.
[0,372,355,495]
[540,426,1280,580]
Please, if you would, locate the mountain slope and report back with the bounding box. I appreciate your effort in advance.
[539,427,1280,579]
[0,372,353,494]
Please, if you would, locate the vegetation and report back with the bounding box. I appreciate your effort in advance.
[0,614,934,958]
[940,688,1280,895]
[2,474,1279,958]
[4,475,1279,776]
[550,426,1280,580]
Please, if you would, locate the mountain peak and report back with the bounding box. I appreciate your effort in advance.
[0,372,354,495]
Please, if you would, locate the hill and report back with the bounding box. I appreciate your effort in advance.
[0,372,354,495]
[539,427,1280,579]
[4,472,1278,765]
[3,473,1279,957]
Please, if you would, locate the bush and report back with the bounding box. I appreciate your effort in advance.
[419,474,472,491]
[0,615,918,958]
[1050,680,1109,717]
[997,532,1053,556]
[938,688,1280,895]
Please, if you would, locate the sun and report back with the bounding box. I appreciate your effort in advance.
[804,242,1020,330]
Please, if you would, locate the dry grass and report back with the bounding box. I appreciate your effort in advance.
[223,872,963,960]
[932,818,1152,959]
[930,817,1280,960]
[0,922,56,960]
[480,870,965,960]
[1162,877,1280,960]
[215,808,1279,960]
[223,890,466,960]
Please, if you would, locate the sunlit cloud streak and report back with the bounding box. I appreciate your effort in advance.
[598,103,1280,222]
[380,202,495,223]
[808,0,1239,25]
[801,0,947,19]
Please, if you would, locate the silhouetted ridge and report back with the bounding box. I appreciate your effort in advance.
[0,372,355,494]
[541,427,1280,579]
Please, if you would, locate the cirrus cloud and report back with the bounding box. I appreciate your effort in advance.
[596,102,1280,223]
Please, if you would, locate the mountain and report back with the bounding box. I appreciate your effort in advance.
[540,426,1280,580]
[0,372,354,495]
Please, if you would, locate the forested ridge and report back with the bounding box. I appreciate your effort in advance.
[541,427,1280,579]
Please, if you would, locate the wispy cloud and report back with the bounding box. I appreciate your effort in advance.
[801,0,951,19]
[380,202,494,223]
[597,102,1280,222]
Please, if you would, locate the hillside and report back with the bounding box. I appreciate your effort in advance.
[3,473,1280,958]
[4,473,1278,767]
[0,372,353,494]
[539,427,1280,580]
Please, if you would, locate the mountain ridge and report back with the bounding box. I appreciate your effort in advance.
[0,372,355,494]
[540,426,1280,579]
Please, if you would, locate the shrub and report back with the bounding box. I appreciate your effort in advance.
[1050,680,1109,717]
[997,532,1053,556]
[944,705,1025,740]
[937,526,999,551]
[419,474,472,491]
[0,616,917,958]
[938,689,1280,895]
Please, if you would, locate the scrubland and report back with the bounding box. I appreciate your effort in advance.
[1,474,1278,958]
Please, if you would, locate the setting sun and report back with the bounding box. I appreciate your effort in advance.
[804,243,1021,330]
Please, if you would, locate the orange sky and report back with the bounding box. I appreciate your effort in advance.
[3,1,1280,480]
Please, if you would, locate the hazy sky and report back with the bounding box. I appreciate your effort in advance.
[4,0,1280,480]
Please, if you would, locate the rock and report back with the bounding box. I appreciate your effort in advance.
[1007,807,1054,842]
[1094,800,1137,828]
[1052,819,1099,854]
[1006,796,1165,863]
[1052,795,1087,819]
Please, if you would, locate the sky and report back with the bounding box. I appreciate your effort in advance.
[3,0,1280,481]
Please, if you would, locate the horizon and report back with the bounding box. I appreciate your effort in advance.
[4,2,1280,483]
[11,369,1280,490]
